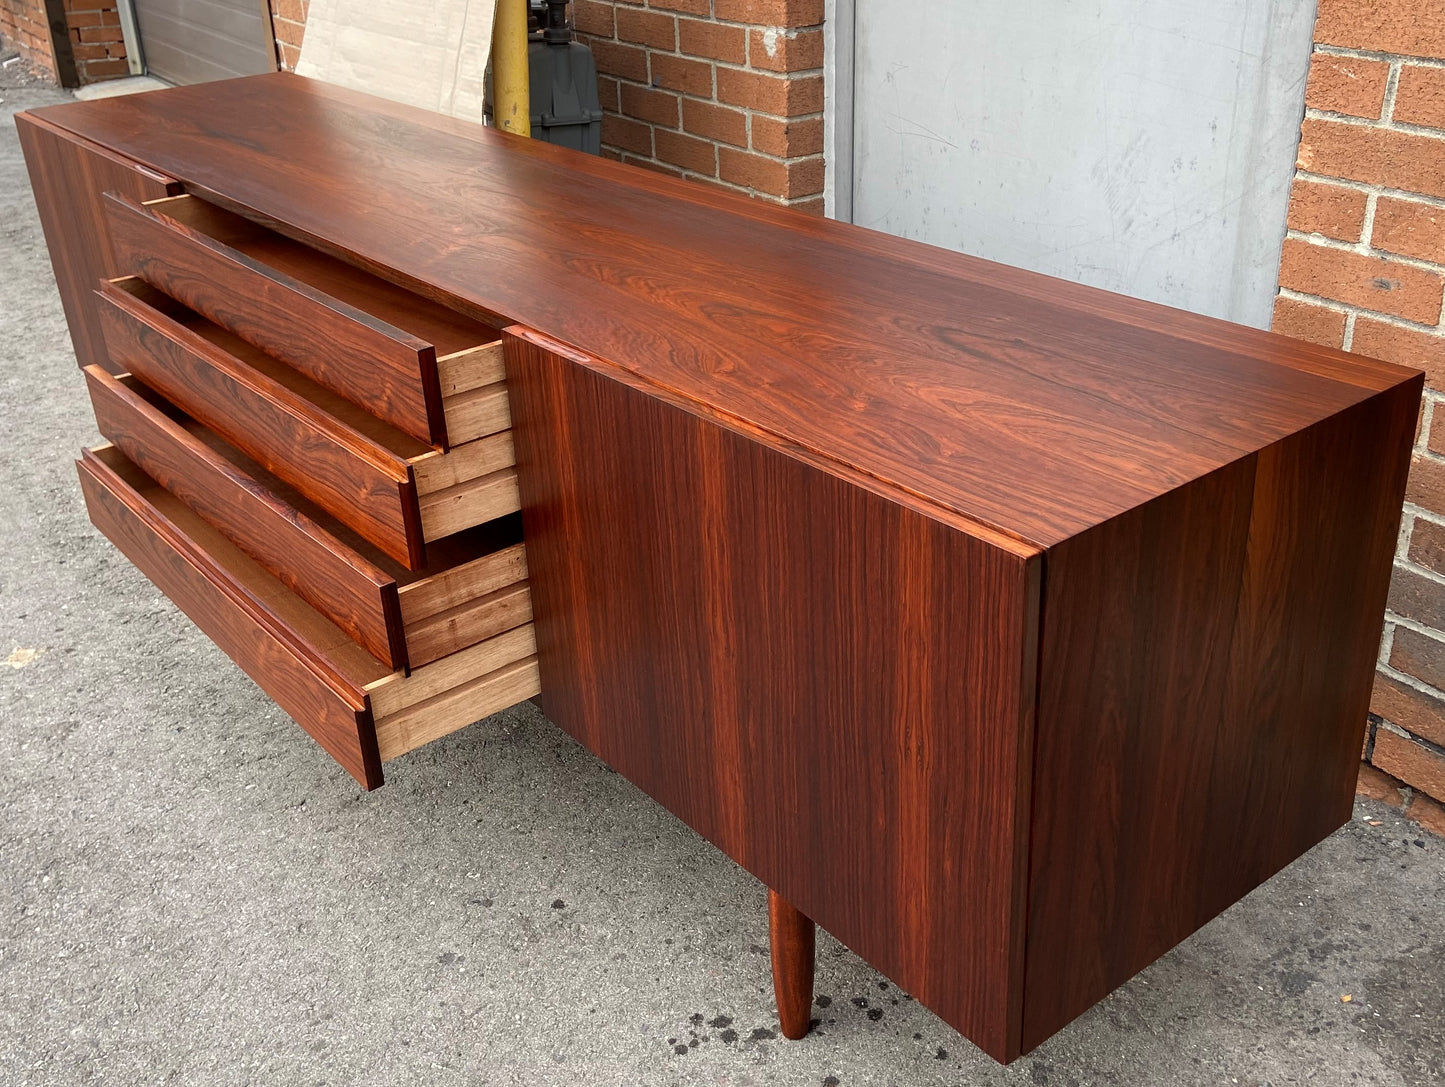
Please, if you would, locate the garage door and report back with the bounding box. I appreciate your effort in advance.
[131,0,276,85]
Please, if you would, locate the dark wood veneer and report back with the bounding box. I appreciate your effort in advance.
[83,365,409,670]
[78,446,384,788]
[15,113,180,373]
[506,328,1041,1060]
[103,191,449,447]
[26,72,1402,549]
[95,278,428,569]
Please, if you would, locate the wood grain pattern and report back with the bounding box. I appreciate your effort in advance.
[403,582,532,669]
[95,278,429,569]
[398,542,527,622]
[103,191,450,447]
[412,431,515,495]
[28,73,1413,548]
[769,891,816,1041]
[1019,372,1422,1051]
[418,469,521,540]
[506,330,1042,1061]
[441,383,512,445]
[77,446,385,789]
[83,365,409,670]
[373,655,540,761]
[366,622,536,718]
[15,113,180,373]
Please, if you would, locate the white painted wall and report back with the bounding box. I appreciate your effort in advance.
[829,1,1317,328]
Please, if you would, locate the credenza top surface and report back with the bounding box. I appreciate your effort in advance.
[31,72,1419,550]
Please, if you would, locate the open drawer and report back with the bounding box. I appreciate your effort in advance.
[78,444,540,790]
[84,365,531,673]
[96,278,517,569]
[103,191,504,449]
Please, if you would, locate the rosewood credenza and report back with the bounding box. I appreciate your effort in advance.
[18,72,1422,1063]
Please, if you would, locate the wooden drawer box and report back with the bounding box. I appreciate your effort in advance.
[97,278,516,569]
[104,192,506,449]
[78,444,540,790]
[84,364,531,674]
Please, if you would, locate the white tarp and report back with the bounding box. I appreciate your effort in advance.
[295,0,497,123]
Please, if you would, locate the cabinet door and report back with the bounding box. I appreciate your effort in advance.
[16,112,181,373]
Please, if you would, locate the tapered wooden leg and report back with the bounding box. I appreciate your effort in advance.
[768,888,816,1040]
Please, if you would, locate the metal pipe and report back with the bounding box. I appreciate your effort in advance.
[492,0,531,137]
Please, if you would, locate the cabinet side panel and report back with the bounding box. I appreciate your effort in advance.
[507,333,1039,1061]
[16,113,180,372]
[1023,377,1421,1052]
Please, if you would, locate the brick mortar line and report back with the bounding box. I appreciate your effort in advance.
[1283,226,1445,275]
[1390,548,1445,591]
[1275,285,1445,337]
[1312,43,1445,69]
[1381,608,1445,649]
[1294,170,1445,210]
[1303,106,1445,142]
[1383,58,1401,126]
[1375,709,1445,758]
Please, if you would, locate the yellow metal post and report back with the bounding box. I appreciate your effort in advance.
[492,0,531,137]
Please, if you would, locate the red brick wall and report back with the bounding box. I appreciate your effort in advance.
[1,0,62,80]
[1,0,129,85]
[1273,0,1445,825]
[574,0,825,209]
[64,0,127,82]
[270,0,307,72]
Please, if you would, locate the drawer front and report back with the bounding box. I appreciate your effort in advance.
[77,447,384,789]
[83,365,409,670]
[96,279,430,569]
[103,191,448,447]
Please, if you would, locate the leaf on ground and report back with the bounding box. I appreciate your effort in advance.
[5,647,42,669]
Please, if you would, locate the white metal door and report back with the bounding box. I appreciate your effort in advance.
[828,0,1317,327]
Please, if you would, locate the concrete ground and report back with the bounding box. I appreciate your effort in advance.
[2,69,1443,1087]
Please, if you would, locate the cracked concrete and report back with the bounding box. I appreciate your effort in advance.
[1,71,1442,1086]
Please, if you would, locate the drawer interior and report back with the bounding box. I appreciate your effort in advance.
[117,375,531,671]
[90,444,539,768]
[109,278,520,539]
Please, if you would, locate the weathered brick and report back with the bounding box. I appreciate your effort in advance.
[271,0,307,23]
[1357,760,1410,805]
[716,67,822,116]
[573,0,614,37]
[648,0,710,15]
[1315,0,1445,60]
[1371,196,1445,265]
[622,154,684,178]
[1352,317,1445,387]
[718,148,823,197]
[1395,64,1445,131]
[748,27,824,73]
[601,113,653,157]
[654,127,717,174]
[621,83,680,128]
[278,42,301,71]
[1305,52,1391,118]
[1407,454,1445,514]
[712,0,823,28]
[682,98,748,147]
[590,39,649,83]
[77,57,127,77]
[1376,659,1445,745]
[1278,237,1444,323]
[273,17,305,47]
[1286,177,1367,241]
[791,196,826,216]
[750,113,823,157]
[1409,517,1445,578]
[65,10,104,27]
[1297,118,1445,201]
[1271,294,1347,347]
[74,24,122,43]
[650,52,713,97]
[678,18,747,65]
[1372,726,1445,798]
[616,7,675,50]
[1387,563,1445,632]
[1406,792,1445,835]
[597,74,620,112]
